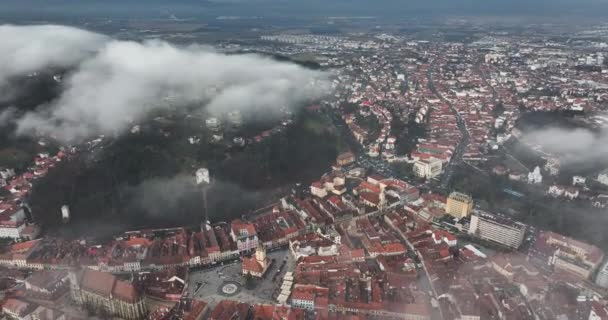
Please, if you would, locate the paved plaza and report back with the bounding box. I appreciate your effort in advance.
[187,249,294,308]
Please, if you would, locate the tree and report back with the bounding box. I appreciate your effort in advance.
[244,273,255,290]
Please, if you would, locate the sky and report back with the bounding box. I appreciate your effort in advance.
[2,0,608,20]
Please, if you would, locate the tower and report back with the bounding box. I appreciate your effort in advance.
[255,246,267,263]
[195,168,211,226]
[61,205,70,223]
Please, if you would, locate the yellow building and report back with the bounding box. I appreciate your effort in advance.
[446,192,473,219]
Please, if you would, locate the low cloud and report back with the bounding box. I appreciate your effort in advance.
[0,24,107,89]
[521,127,608,166]
[2,24,328,142]
[0,107,17,127]
[125,174,268,223]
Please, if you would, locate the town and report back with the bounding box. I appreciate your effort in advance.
[1,13,608,320]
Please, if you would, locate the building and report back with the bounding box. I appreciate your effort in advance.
[595,260,608,288]
[242,247,271,278]
[2,299,35,319]
[445,192,473,219]
[69,269,147,320]
[532,231,605,280]
[25,270,70,300]
[310,182,328,198]
[227,111,243,127]
[572,176,587,186]
[336,152,356,166]
[206,117,221,131]
[598,169,608,186]
[208,300,251,320]
[61,204,70,223]
[0,206,28,239]
[230,220,259,253]
[468,211,526,249]
[413,158,443,180]
[528,166,543,184]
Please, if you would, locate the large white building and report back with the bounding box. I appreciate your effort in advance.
[0,207,27,239]
[595,260,608,288]
[469,211,526,249]
[413,158,443,180]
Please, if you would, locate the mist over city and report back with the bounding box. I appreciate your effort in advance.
[0,1,607,320]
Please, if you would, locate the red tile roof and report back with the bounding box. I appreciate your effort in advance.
[80,269,115,297]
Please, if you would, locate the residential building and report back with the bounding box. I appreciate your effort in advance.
[445,192,474,219]
[469,211,526,249]
[336,152,356,166]
[0,206,28,239]
[2,299,35,319]
[413,158,443,180]
[595,260,608,288]
[528,166,543,184]
[206,117,221,131]
[25,270,70,300]
[230,220,259,253]
[310,182,328,198]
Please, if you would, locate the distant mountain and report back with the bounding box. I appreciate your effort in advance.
[2,0,608,20]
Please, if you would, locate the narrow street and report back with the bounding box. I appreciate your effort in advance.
[427,58,470,190]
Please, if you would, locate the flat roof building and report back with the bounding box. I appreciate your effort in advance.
[469,211,526,249]
[446,192,473,219]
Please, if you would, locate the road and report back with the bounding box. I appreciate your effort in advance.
[427,58,470,190]
[476,58,498,102]
[385,220,443,320]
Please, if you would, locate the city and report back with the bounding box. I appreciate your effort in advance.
[0,1,608,320]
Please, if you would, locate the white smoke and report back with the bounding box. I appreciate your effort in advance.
[1,25,329,142]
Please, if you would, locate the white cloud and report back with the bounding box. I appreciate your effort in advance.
[521,127,608,166]
[0,24,107,86]
[1,25,329,142]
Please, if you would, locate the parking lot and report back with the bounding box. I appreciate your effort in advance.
[187,249,294,308]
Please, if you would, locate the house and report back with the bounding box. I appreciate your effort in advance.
[25,270,70,300]
[528,166,543,184]
[547,185,565,197]
[310,182,328,198]
[336,152,356,166]
[572,176,587,186]
[2,299,35,319]
[564,187,579,200]
[230,220,259,253]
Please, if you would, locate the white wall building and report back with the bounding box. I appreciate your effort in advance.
[595,260,608,288]
[528,166,543,184]
[413,158,443,180]
[469,211,526,249]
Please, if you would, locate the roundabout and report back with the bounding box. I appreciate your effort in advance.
[218,281,242,297]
